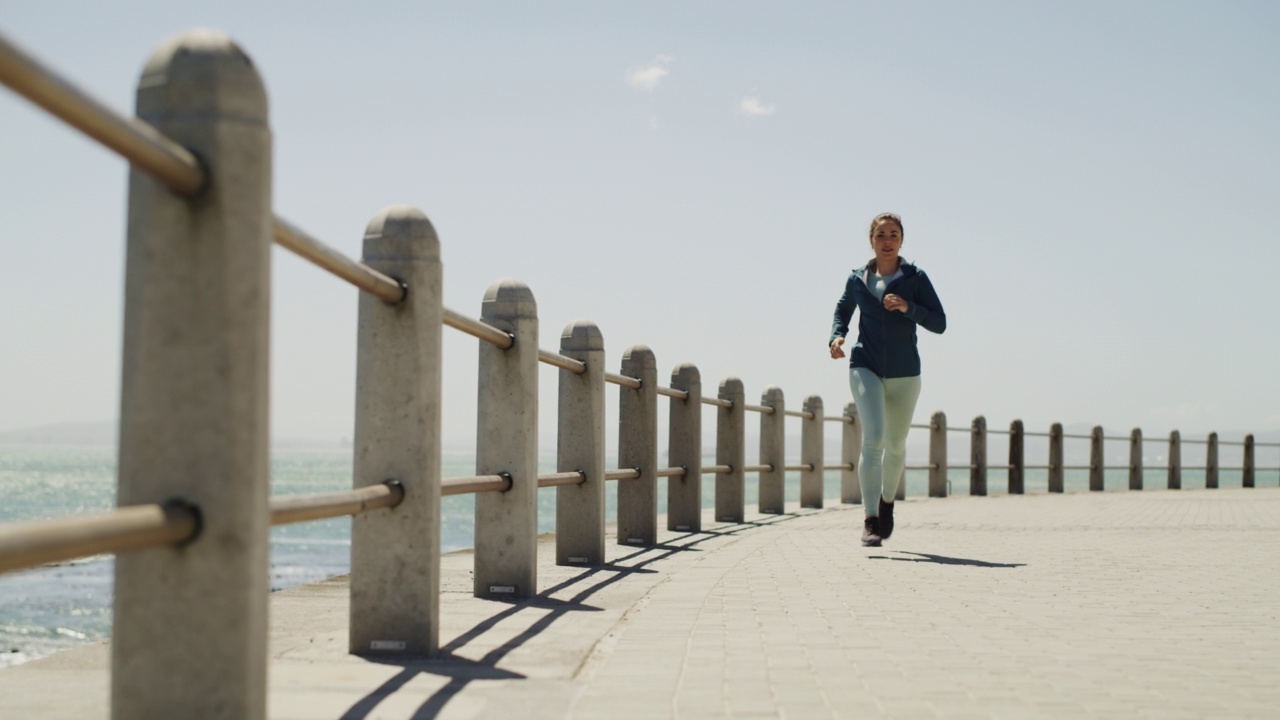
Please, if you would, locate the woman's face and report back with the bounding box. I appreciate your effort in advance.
[869,220,903,263]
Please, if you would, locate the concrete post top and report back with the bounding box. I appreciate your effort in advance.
[1051,422,1063,431]
[482,278,536,318]
[671,363,699,383]
[844,401,857,417]
[1170,429,1181,439]
[718,377,744,397]
[803,395,822,413]
[1209,432,1218,440]
[762,386,784,401]
[1131,428,1142,437]
[933,411,946,422]
[560,320,603,351]
[363,205,440,259]
[1011,419,1024,430]
[973,415,986,428]
[622,344,654,364]
[1092,425,1103,436]
[138,28,266,120]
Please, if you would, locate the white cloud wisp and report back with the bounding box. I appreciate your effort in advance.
[626,55,675,91]
[739,94,777,116]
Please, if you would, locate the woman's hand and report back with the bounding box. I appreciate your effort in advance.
[829,337,846,359]
[883,293,909,313]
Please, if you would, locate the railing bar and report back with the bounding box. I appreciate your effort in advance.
[604,468,641,481]
[822,464,855,471]
[0,502,198,575]
[782,464,815,472]
[700,465,732,474]
[822,416,854,424]
[1024,432,1052,437]
[269,481,404,526]
[700,397,733,409]
[742,404,776,415]
[442,307,516,349]
[605,372,643,390]
[986,429,1011,435]
[743,464,773,473]
[538,349,586,374]
[1023,465,1054,470]
[537,471,587,488]
[910,423,930,429]
[783,410,815,420]
[1062,434,1093,439]
[656,385,690,401]
[441,474,511,496]
[273,217,405,303]
[903,464,937,470]
[1061,465,1093,470]
[0,32,205,195]
[655,467,687,478]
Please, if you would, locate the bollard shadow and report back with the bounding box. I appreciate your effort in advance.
[868,551,1025,568]
[340,525,740,720]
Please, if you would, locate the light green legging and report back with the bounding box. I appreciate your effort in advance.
[849,368,921,516]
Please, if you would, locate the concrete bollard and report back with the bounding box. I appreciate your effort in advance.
[556,321,606,565]
[715,378,746,523]
[667,364,702,532]
[841,403,861,504]
[1168,430,1182,489]
[800,396,824,508]
[1206,432,1219,489]
[1008,419,1025,494]
[759,388,786,513]
[618,345,658,546]
[474,279,538,598]
[1243,434,1255,488]
[928,411,947,497]
[1090,426,1104,491]
[1129,428,1143,491]
[1049,423,1064,493]
[113,30,272,720]
[970,415,987,496]
[350,206,443,656]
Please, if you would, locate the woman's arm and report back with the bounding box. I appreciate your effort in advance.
[829,275,857,349]
[903,272,946,334]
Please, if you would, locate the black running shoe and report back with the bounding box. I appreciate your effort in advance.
[861,516,882,547]
[879,498,895,540]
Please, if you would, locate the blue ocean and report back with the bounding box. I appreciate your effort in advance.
[0,442,1242,668]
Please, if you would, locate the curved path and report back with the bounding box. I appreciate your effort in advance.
[3,488,1279,719]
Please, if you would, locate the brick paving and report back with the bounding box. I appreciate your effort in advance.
[4,488,1279,719]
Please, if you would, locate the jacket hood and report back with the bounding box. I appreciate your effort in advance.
[853,259,918,278]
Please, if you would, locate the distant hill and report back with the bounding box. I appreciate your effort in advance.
[0,421,117,446]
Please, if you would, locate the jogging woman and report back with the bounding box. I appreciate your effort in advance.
[829,213,946,547]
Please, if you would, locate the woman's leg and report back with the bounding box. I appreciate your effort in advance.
[849,367,886,517]
[880,375,922,503]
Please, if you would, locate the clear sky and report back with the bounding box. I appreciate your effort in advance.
[2,1,1278,452]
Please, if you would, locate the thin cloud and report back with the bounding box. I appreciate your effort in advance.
[626,55,675,91]
[739,94,777,116]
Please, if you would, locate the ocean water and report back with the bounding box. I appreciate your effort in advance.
[0,444,1264,668]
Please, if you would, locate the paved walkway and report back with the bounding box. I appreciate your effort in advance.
[4,488,1279,719]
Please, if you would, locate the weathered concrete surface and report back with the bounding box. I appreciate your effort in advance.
[4,488,1280,719]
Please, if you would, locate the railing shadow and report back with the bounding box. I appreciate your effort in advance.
[867,550,1026,568]
[340,515,801,719]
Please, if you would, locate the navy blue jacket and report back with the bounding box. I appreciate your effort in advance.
[829,260,946,378]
